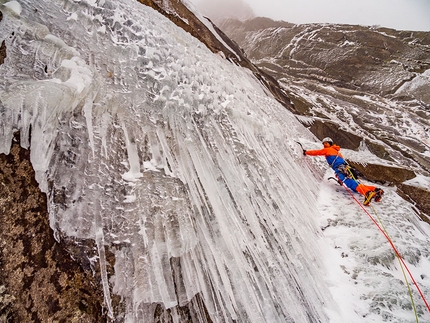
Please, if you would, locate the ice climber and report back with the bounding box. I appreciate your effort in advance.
[303,137,384,206]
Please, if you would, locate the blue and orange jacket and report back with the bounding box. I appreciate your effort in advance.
[305,144,345,169]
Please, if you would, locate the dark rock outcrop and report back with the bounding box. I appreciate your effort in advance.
[0,134,107,322]
[347,161,416,185]
[305,119,362,150]
[397,184,430,225]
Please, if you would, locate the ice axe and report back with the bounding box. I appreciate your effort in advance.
[296,141,306,155]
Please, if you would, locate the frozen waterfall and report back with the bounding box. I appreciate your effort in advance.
[0,0,334,321]
[1,0,429,322]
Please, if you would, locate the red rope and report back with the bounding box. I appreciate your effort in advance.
[341,184,430,313]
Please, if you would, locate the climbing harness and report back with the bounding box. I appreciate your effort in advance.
[337,163,361,179]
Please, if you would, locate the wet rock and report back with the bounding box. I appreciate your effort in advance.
[0,12,5,66]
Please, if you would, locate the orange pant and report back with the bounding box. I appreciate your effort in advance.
[356,183,376,196]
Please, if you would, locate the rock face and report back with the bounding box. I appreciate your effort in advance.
[219,17,430,221]
[0,134,106,322]
[397,184,430,225]
[1,11,106,322]
[0,136,212,322]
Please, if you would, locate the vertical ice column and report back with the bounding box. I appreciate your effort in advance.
[94,199,114,318]
[121,121,143,181]
[83,95,96,159]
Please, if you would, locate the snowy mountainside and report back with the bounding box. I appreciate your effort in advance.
[220,18,430,220]
[220,18,430,99]
[0,1,430,323]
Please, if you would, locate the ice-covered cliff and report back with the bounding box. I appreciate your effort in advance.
[0,0,335,321]
[1,0,429,322]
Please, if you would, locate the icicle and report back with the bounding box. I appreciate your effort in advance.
[94,199,114,319]
[83,95,96,159]
[121,121,143,182]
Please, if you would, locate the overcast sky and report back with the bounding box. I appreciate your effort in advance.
[190,0,430,31]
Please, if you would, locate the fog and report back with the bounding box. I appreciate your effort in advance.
[190,0,430,31]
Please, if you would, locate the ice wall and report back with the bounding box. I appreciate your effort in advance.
[0,0,337,321]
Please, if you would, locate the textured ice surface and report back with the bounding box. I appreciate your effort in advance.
[0,0,429,322]
[0,0,331,321]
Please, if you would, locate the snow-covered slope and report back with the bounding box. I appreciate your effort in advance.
[0,0,429,322]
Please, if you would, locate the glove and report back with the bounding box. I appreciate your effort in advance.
[303,150,307,156]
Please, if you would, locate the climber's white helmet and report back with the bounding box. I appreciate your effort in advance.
[322,137,333,146]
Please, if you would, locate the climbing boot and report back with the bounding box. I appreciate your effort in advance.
[374,188,384,202]
[363,191,376,206]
